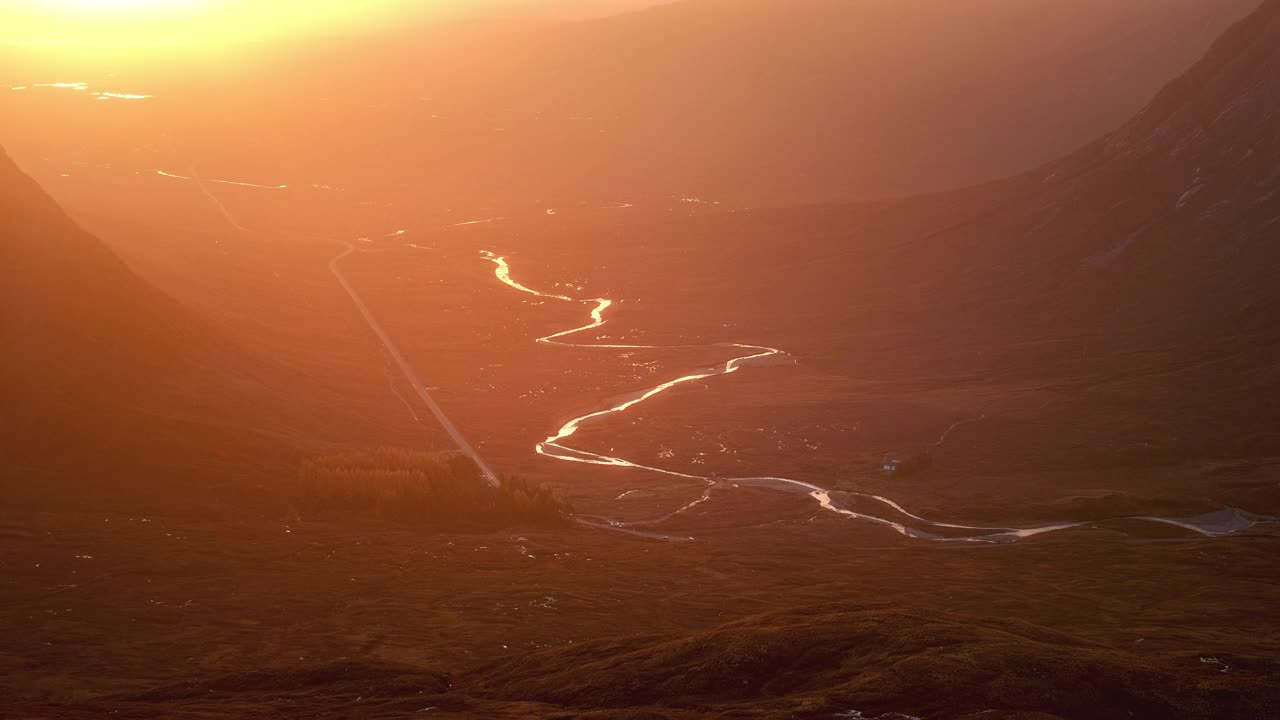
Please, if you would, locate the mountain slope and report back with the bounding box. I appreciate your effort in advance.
[685,0,1280,369]
[863,0,1280,353]
[0,148,289,499]
[1,146,189,395]
[812,0,1280,467]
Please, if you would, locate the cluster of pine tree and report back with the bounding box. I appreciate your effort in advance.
[295,448,571,530]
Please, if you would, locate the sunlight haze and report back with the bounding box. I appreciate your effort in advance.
[0,0,452,45]
[0,0,660,46]
[3,1,1277,717]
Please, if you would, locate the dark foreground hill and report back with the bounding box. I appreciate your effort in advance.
[470,604,1280,718]
[0,416,1275,717]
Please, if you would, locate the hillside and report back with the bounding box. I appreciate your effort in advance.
[0,151,325,504]
[0,146,212,488]
[471,603,1280,717]
[833,0,1280,406]
[0,146,189,391]
[6,522,1278,719]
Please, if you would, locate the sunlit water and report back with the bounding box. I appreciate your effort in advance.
[14,82,152,100]
[480,251,1266,544]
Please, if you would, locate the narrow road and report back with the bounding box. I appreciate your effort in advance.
[329,243,500,486]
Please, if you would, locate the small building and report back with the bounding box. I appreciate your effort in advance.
[882,457,904,473]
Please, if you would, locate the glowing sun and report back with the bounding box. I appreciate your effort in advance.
[2,1,406,47]
[45,0,206,9]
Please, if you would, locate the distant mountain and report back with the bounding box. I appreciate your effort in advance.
[835,0,1280,462]
[1028,0,1280,336]
[5,1,1253,211]
[852,0,1280,355]
[410,0,1260,203]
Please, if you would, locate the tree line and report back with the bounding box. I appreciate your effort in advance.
[295,447,572,530]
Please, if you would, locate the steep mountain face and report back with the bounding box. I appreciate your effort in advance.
[1037,0,1280,336]
[883,0,1280,351]
[704,0,1280,357]
[831,0,1280,460]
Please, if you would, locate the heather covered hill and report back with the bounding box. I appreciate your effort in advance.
[470,604,1280,718]
[5,445,1278,718]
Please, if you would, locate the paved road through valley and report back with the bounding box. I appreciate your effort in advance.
[330,243,500,486]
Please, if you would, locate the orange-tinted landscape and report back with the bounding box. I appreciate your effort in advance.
[3,2,1279,718]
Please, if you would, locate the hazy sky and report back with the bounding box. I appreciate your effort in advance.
[0,0,664,46]
[0,1,407,45]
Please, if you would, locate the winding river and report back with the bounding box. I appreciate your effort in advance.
[480,251,1265,544]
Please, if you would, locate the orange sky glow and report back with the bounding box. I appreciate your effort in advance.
[0,0,420,46]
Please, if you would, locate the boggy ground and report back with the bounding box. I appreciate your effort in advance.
[2,497,1279,719]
